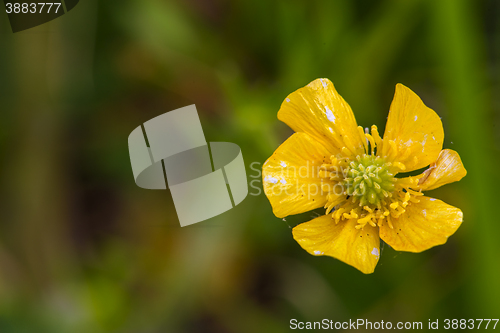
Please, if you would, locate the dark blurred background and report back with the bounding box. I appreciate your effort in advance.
[0,0,499,332]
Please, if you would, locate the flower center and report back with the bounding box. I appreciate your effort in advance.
[340,154,395,207]
[319,125,425,230]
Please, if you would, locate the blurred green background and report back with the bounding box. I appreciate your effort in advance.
[0,0,499,332]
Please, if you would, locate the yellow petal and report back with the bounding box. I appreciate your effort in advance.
[417,149,467,191]
[292,215,380,274]
[278,78,364,156]
[263,132,340,218]
[379,196,463,253]
[381,84,444,172]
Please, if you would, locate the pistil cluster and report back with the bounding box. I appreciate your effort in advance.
[341,155,395,207]
[320,125,424,230]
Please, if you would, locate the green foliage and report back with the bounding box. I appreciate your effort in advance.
[0,0,498,331]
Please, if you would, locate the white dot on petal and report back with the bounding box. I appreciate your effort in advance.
[423,134,428,144]
[280,179,287,184]
[430,198,436,201]
[280,161,287,167]
[371,248,380,258]
[265,176,278,184]
[414,115,418,121]
[313,250,323,255]
[325,106,336,123]
[320,79,328,88]
[286,98,290,102]
[329,127,333,133]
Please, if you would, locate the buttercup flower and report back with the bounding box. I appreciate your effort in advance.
[263,78,466,274]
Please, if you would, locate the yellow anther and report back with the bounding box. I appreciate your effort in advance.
[358,214,373,225]
[365,133,376,155]
[387,216,394,229]
[371,125,383,149]
[388,140,398,160]
[335,208,345,220]
[319,164,336,171]
[326,203,336,215]
[358,126,369,153]
[409,196,421,203]
[341,147,351,157]
[407,188,424,196]
[392,162,406,171]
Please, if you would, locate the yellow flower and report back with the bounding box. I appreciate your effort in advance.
[262,78,466,274]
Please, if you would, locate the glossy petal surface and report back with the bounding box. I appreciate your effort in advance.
[417,149,467,191]
[262,132,338,218]
[293,215,380,274]
[379,196,463,252]
[382,84,444,172]
[278,78,364,156]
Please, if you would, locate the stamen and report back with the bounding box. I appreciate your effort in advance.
[407,188,424,196]
[365,133,376,155]
[325,202,336,215]
[387,216,394,229]
[388,140,398,160]
[341,147,351,157]
[392,162,406,171]
[371,125,383,150]
[358,126,369,153]
[321,121,427,230]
